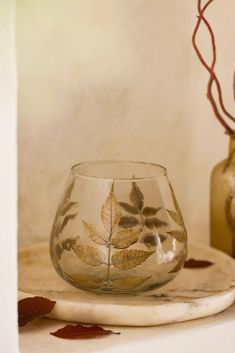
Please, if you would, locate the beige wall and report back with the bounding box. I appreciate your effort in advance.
[17,0,235,246]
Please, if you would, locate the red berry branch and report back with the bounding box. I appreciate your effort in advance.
[192,0,235,135]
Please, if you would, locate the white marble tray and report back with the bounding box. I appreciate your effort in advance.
[18,242,235,327]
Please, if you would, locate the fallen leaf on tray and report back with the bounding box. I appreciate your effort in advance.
[184,258,214,269]
[18,296,56,327]
[50,324,120,339]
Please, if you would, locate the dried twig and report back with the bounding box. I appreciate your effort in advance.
[192,0,235,134]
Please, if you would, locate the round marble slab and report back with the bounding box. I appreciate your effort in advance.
[18,242,235,326]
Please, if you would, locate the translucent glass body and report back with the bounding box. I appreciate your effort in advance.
[50,161,187,294]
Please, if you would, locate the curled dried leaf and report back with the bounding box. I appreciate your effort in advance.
[142,207,161,217]
[73,244,105,266]
[101,184,122,233]
[119,216,139,228]
[112,249,154,270]
[18,296,56,327]
[50,324,120,339]
[184,258,214,269]
[82,221,108,246]
[167,230,186,243]
[112,276,151,289]
[130,182,144,210]
[145,217,167,229]
[111,227,142,249]
[119,202,139,215]
[69,273,103,289]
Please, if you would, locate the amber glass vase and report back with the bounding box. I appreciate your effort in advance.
[211,135,235,258]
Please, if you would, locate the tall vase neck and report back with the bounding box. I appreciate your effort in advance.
[229,135,235,156]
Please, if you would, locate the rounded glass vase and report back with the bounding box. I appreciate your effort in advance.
[50,161,187,294]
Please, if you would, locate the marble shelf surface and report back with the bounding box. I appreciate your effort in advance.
[18,242,235,327]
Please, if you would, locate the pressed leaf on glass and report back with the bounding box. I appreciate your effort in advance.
[111,227,142,249]
[50,324,120,339]
[63,179,75,203]
[119,202,139,215]
[140,233,166,248]
[167,209,183,226]
[145,217,167,229]
[119,216,139,228]
[142,207,161,217]
[73,244,105,266]
[69,273,103,289]
[101,183,122,233]
[112,276,151,289]
[18,296,56,327]
[111,249,154,270]
[167,230,186,243]
[130,182,144,210]
[61,213,77,232]
[61,237,77,250]
[82,221,108,246]
[61,201,78,216]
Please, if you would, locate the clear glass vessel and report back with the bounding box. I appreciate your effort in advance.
[50,161,187,294]
[211,135,235,258]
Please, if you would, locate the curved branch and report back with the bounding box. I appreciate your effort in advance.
[192,0,235,133]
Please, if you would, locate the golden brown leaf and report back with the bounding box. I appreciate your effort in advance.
[61,213,77,232]
[142,206,161,217]
[69,273,103,289]
[130,182,144,210]
[145,217,167,229]
[167,209,183,226]
[18,296,56,327]
[168,230,186,243]
[112,276,150,289]
[50,324,120,339]
[140,233,166,248]
[61,237,77,250]
[111,227,142,249]
[119,202,139,215]
[82,221,108,246]
[101,184,122,233]
[111,249,154,270]
[119,216,139,228]
[73,245,105,266]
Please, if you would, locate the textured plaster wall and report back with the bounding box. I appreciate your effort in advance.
[17,0,235,246]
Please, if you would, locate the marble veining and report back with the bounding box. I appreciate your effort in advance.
[18,242,235,326]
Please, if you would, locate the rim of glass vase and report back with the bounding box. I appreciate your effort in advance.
[71,160,167,181]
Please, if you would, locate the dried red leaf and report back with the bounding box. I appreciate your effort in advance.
[184,258,214,269]
[50,324,120,339]
[18,296,56,327]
